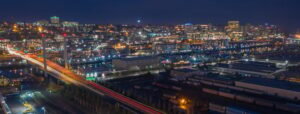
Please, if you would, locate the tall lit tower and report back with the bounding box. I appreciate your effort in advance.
[50,16,60,24]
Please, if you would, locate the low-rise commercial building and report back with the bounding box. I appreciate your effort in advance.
[112,56,160,70]
[171,68,204,80]
[235,77,300,101]
[216,61,280,78]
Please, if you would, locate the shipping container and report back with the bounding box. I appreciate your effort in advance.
[214,83,229,88]
[134,85,141,89]
[243,88,264,95]
[236,95,254,103]
[218,91,235,99]
[275,103,300,113]
[171,86,182,91]
[227,86,244,91]
[203,88,218,95]
[209,103,226,113]
[163,93,176,99]
[255,99,274,107]
[153,82,170,89]
[200,80,213,85]
[226,106,258,114]
[226,106,245,114]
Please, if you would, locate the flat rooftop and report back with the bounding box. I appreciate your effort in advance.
[218,61,280,73]
[173,68,198,73]
[237,77,300,92]
[116,56,159,61]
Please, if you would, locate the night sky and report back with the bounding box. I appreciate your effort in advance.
[1,0,299,32]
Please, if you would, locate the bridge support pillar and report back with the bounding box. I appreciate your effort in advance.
[63,36,69,69]
[42,37,48,78]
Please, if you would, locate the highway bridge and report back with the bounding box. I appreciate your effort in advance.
[6,46,163,114]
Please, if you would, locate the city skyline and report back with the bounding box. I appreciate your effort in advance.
[1,0,300,32]
[1,1,300,114]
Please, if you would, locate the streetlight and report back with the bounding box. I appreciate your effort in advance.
[41,107,46,114]
[178,98,188,110]
[179,98,187,105]
[179,97,193,114]
[38,27,43,33]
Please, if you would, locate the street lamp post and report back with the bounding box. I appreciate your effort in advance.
[41,107,46,114]
[179,98,192,114]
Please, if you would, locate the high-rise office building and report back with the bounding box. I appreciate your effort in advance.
[227,21,240,30]
[35,20,49,26]
[226,21,242,41]
[62,21,79,27]
[183,23,194,33]
[50,16,60,24]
